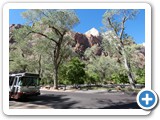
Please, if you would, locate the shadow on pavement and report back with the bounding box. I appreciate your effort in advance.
[98,101,140,109]
[11,94,79,109]
[98,100,141,109]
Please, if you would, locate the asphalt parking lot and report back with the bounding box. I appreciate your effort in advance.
[9,90,140,109]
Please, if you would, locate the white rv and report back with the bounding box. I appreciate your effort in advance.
[9,73,41,99]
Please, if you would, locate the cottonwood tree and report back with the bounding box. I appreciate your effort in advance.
[102,9,139,89]
[15,9,79,89]
[84,45,120,84]
[10,30,33,73]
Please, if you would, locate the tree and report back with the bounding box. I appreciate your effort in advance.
[102,9,139,89]
[14,9,79,89]
[10,31,33,73]
[84,45,120,84]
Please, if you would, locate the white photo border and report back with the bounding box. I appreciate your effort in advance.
[3,2,151,115]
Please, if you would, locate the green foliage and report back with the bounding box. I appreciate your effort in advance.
[111,72,129,84]
[85,45,123,84]
[40,77,52,85]
[22,9,79,30]
[9,43,29,72]
[85,71,100,84]
[136,68,145,84]
[102,9,140,89]
[102,9,139,34]
[9,9,144,88]
[10,9,79,89]
[59,63,71,85]
[59,57,86,85]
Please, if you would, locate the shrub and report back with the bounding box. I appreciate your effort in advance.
[59,57,86,85]
[111,72,128,84]
[85,72,100,84]
[136,68,145,84]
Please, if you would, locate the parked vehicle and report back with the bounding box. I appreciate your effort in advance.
[9,72,41,99]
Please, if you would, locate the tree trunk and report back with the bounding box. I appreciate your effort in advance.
[53,66,58,89]
[38,55,42,77]
[123,50,136,89]
[52,32,65,90]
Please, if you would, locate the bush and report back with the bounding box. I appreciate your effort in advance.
[111,72,129,84]
[85,72,100,84]
[40,77,52,85]
[59,57,86,85]
[136,68,145,84]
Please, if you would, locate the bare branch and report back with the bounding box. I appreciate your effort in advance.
[107,17,118,36]
[31,30,58,44]
[119,17,127,41]
[49,25,62,36]
[49,25,67,37]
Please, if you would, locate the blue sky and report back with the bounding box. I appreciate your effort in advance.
[9,9,145,44]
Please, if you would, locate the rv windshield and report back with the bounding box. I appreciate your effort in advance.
[19,77,39,86]
[9,76,15,86]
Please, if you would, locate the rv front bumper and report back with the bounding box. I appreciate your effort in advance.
[18,92,40,98]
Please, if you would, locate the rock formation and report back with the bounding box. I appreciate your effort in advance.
[74,28,102,54]
[85,27,99,37]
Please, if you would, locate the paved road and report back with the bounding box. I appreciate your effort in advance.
[9,90,140,109]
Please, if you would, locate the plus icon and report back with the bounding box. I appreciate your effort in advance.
[137,89,158,110]
[142,94,153,105]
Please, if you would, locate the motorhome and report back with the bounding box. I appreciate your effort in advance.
[9,72,41,99]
